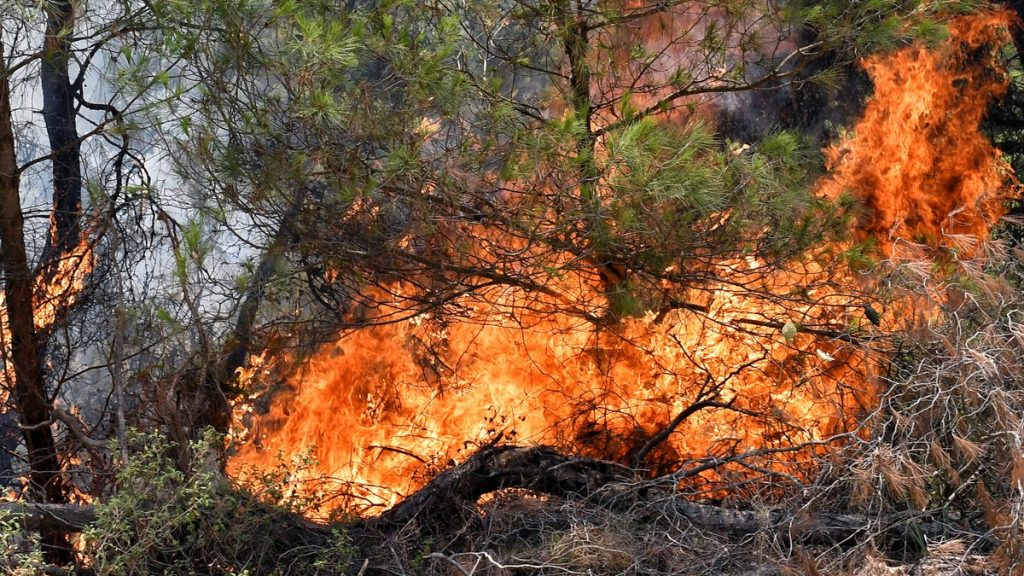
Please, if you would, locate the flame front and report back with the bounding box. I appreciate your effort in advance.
[229,11,1017,516]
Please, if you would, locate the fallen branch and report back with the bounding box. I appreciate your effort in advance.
[0,502,95,532]
[355,444,631,540]
[1,445,996,557]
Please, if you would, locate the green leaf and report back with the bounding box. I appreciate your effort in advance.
[782,321,798,343]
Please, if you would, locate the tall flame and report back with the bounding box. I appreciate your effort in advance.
[819,13,1014,254]
[229,11,1017,516]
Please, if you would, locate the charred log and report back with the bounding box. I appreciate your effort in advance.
[354,444,631,541]
[0,502,95,533]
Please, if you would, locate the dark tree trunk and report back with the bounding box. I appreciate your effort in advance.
[196,203,298,436]
[0,31,70,562]
[556,1,630,304]
[40,0,82,265]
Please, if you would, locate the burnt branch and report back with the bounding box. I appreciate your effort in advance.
[4,443,995,563]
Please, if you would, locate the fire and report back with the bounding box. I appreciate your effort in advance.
[0,237,95,391]
[229,11,1017,516]
[31,239,96,332]
[819,12,1014,254]
[231,283,876,515]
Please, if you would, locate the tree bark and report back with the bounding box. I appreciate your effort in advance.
[0,30,70,562]
[39,0,82,265]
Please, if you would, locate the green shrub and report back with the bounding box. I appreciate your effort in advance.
[0,510,45,575]
[85,429,354,575]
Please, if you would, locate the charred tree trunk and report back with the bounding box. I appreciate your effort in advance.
[0,31,70,562]
[39,0,82,266]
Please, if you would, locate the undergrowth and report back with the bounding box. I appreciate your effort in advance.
[84,429,354,575]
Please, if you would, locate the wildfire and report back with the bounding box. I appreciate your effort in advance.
[819,13,1014,255]
[31,239,96,332]
[0,238,96,392]
[229,11,1017,516]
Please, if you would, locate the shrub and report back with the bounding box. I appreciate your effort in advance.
[85,429,354,575]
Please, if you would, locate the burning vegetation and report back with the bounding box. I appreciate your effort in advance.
[229,9,1018,518]
[3,1,1024,575]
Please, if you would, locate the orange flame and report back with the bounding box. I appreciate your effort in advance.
[230,284,877,515]
[820,12,1014,254]
[0,238,96,398]
[229,11,1017,516]
[32,239,96,332]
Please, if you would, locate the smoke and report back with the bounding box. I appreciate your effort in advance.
[714,64,873,148]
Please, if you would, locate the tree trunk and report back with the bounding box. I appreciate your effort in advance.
[40,0,82,265]
[0,29,70,562]
[557,2,630,306]
[206,207,297,432]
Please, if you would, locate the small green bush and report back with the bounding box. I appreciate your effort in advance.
[0,510,45,575]
[85,429,354,575]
